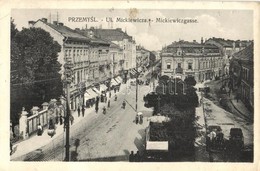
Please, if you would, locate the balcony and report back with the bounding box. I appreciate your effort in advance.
[176,67,183,74]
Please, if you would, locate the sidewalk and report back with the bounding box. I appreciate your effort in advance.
[11,83,127,160]
[229,93,253,120]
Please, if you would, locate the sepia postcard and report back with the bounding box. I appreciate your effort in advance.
[0,1,259,171]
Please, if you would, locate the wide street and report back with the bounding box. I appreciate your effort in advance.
[12,75,154,161]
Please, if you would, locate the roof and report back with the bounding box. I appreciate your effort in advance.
[75,30,110,45]
[89,28,133,42]
[233,43,253,62]
[37,20,91,42]
[167,41,218,49]
[206,38,233,47]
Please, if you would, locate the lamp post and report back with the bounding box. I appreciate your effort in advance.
[63,55,74,162]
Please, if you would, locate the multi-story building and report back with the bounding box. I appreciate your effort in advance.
[230,43,253,111]
[136,45,150,72]
[205,37,251,75]
[30,18,111,110]
[109,42,124,77]
[82,27,136,72]
[161,39,223,82]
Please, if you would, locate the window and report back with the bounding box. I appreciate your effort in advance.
[178,63,181,68]
[162,83,166,94]
[167,63,171,69]
[188,63,192,70]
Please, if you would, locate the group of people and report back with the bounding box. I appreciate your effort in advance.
[129,151,141,162]
[77,105,85,117]
[135,114,143,125]
[207,128,224,150]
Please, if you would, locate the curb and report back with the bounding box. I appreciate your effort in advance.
[229,99,253,122]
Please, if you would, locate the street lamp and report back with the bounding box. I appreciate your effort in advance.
[63,54,74,161]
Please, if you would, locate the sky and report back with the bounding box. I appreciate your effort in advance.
[12,9,253,51]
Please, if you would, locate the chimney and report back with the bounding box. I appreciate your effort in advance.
[41,18,47,23]
[53,21,58,25]
[28,20,35,28]
[116,28,122,31]
[75,28,80,31]
[85,24,88,30]
[201,37,204,44]
[58,22,64,26]
[193,40,196,43]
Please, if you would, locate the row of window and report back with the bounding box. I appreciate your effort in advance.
[159,82,185,94]
[242,67,250,81]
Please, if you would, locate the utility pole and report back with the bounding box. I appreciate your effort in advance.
[64,48,73,162]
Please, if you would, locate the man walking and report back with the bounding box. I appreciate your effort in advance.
[77,105,81,117]
[107,100,110,108]
[82,105,85,117]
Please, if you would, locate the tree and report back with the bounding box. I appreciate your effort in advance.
[184,76,196,87]
[11,22,62,125]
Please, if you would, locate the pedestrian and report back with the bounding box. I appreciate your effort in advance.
[95,105,99,113]
[109,91,111,98]
[139,115,143,125]
[77,105,81,117]
[105,96,107,103]
[114,88,116,94]
[107,100,110,108]
[82,105,85,117]
[96,96,100,104]
[135,114,139,124]
[236,94,239,103]
[209,129,217,148]
[129,151,134,162]
[59,114,63,125]
[55,115,59,124]
[70,115,74,125]
[37,123,43,136]
[134,151,141,162]
[216,129,224,149]
[114,94,117,101]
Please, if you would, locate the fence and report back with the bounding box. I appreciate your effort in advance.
[27,108,48,136]
[17,98,66,140]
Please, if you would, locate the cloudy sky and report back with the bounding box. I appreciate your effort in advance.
[12,9,253,51]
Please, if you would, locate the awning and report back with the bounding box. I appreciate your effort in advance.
[100,84,107,92]
[115,77,122,83]
[85,89,98,100]
[147,115,171,123]
[116,76,123,83]
[111,79,119,86]
[146,141,168,151]
[92,87,101,95]
[130,68,137,75]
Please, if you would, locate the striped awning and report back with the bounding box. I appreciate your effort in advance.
[92,87,101,95]
[85,89,98,100]
[100,84,107,92]
[116,76,123,83]
[111,79,119,86]
[130,68,137,75]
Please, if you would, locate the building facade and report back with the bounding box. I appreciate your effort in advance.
[161,39,223,82]
[82,28,136,72]
[136,45,150,71]
[31,18,111,110]
[205,37,251,76]
[230,43,253,111]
